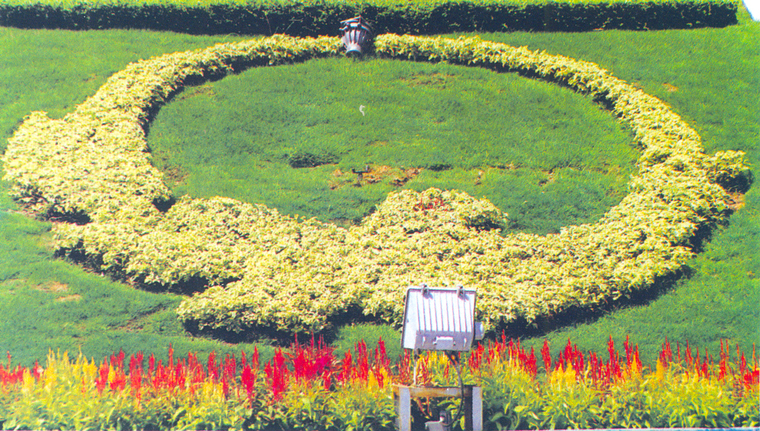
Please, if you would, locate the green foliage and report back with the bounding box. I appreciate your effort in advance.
[0,28,249,144]
[479,17,759,366]
[2,33,749,336]
[1,337,756,430]
[0,0,738,35]
[0,16,756,382]
[331,323,403,363]
[478,364,542,430]
[149,56,635,232]
[328,383,396,431]
[521,192,760,367]
[1,180,272,368]
[0,350,252,430]
[287,150,339,168]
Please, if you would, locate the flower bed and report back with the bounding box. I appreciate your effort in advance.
[0,337,757,430]
[1,34,750,334]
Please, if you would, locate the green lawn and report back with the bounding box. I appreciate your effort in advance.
[0,9,758,368]
[148,56,636,233]
[481,13,760,362]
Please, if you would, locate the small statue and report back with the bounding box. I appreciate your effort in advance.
[339,16,373,56]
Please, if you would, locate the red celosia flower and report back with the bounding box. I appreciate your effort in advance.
[541,339,552,375]
[354,340,370,383]
[0,358,27,388]
[175,359,186,390]
[632,345,642,372]
[744,368,759,390]
[701,351,710,379]
[718,340,729,381]
[396,350,412,385]
[588,351,601,386]
[322,369,333,391]
[338,350,353,385]
[607,337,622,382]
[189,352,206,385]
[207,351,219,382]
[469,342,484,370]
[151,359,162,389]
[111,350,125,371]
[129,353,143,400]
[241,363,257,402]
[265,348,288,402]
[659,337,681,367]
[222,354,236,398]
[526,347,537,377]
[109,366,127,392]
[685,342,693,369]
[571,345,584,378]
[289,335,336,386]
[96,358,109,394]
[608,336,616,364]
[148,354,155,378]
[625,335,643,373]
[692,347,702,378]
[376,338,389,368]
[222,372,230,397]
[371,338,391,388]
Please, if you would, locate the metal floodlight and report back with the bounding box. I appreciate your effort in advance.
[339,16,373,55]
[401,284,484,352]
[397,284,485,431]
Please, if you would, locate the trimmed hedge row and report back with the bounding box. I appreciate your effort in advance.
[0,0,738,35]
[1,34,750,334]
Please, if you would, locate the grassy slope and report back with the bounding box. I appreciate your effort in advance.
[0,29,277,366]
[1,13,758,367]
[480,11,760,362]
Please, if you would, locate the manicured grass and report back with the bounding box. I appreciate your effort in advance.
[148,56,636,233]
[0,192,277,367]
[480,10,760,364]
[520,192,760,366]
[1,12,758,368]
[0,28,271,366]
[0,28,250,140]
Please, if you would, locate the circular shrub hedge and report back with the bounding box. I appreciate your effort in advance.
[1,34,749,334]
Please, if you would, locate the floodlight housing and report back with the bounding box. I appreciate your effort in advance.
[401,284,484,352]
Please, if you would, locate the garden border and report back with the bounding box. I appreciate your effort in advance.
[1,34,749,334]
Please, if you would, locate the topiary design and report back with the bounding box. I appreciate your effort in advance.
[2,34,749,334]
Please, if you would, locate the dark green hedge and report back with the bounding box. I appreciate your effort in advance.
[0,0,738,35]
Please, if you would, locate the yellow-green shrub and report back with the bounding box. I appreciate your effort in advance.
[1,34,750,334]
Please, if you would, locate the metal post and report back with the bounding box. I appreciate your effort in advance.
[394,385,482,431]
[464,387,473,431]
[396,385,412,431]
[472,386,483,431]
